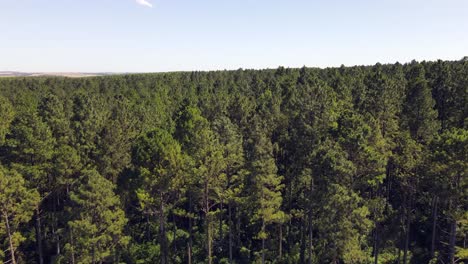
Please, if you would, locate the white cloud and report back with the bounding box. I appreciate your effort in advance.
[135,0,153,8]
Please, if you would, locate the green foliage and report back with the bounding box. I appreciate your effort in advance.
[132,128,185,263]
[0,96,14,144]
[316,184,371,263]
[404,63,441,142]
[0,166,40,264]
[250,129,286,228]
[65,170,129,263]
[133,128,184,208]
[0,60,465,263]
[97,96,138,182]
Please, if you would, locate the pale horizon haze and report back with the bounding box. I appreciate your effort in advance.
[1,0,467,72]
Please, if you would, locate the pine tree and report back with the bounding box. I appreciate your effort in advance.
[390,132,423,264]
[37,93,76,258]
[97,95,138,183]
[335,111,389,264]
[132,128,184,264]
[5,107,55,264]
[0,96,14,144]
[212,115,246,263]
[175,104,226,264]
[38,93,70,144]
[317,183,371,264]
[0,166,40,264]
[429,128,467,263]
[65,170,129,263]
[310,139,372,263]
[427,60,456,130]
[70,93,103,167]
[363,64,405,139]
[284,71,340,263]
[249,123,286,264]
[404,63,440,143]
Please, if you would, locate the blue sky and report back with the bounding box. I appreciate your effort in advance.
[0,0,467,72]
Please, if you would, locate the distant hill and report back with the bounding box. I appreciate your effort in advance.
[0,71,119,78]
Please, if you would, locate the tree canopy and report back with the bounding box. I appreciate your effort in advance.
[0,59,466,263]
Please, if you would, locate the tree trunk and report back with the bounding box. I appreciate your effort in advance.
[159,197,168,264]
[279,224,282,258]
[449,219,456,264]
[35,207,44,264]
[173,213,177,257]
[299,218,305,264]
[146,213,151,240]
[220,199,223,242]
[374,224,379,264]
[56,234,61,256]
[403,197,411,264]
[308,211,313,264]
[430,196,438,258]
[236,209,241,246]
[55,194,61,256]
[228,201,233,264]
[287,178,293,251]
[463,232,466,249]
[207,216,213,264]
[207,217,213,264]
[70,229,75,264]
[187,244,191,264]
[188,195,193,264]
[403,218,410,264]
[205,181,213,264]
[5,214,17,264]
[397,234,401,264]
[262,220,266,264]
[308,174,314,264]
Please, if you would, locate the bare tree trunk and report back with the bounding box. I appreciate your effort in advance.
[261,220,266,264]
[431,196,438,258]
[279,224,282,258]
[403,217,410,264]
[205,182,213,264]
[374,224,379,264]
[236,210,241,246]
[220,199,223,242]
[187,244,191,264]
[173,213,177,257]
[397,234,401,264]
[299,218,305,264]
[449,219,456,264]
[55,194,61,256]
[70,229,75,264]
[56,233,60,256]
[35,207,44,264]
[228,201,233,264]
[188,195,193,264]
[146,213,151,240]
[5,214,17,264]
[207,217,212,264]
[308,176,314,264]
[308,211,313,264]
[464,232,466,249]
[159,197,168,264]
[403,197,411,264]
[287,179,293,251]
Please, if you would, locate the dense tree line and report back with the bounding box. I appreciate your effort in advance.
[0,59,466,263]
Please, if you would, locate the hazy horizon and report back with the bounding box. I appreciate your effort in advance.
[1,0,467,72]
[1,56,467,74]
